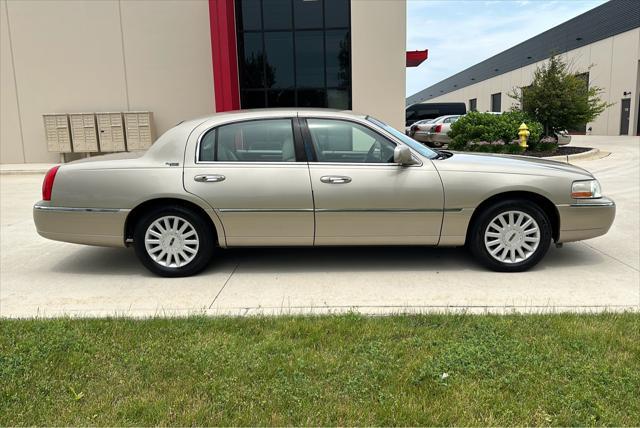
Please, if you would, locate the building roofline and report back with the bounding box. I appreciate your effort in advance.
[406,0,640,106]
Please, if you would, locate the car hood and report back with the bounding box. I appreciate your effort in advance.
[435,152,593,178]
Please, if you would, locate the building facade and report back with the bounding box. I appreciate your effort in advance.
[1,0,406,164]
[407,0,640,136]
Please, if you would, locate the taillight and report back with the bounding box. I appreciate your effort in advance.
[42,165,60,201]
[434,124,443,133]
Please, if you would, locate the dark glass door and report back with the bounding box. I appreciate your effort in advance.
[236,0,351,109]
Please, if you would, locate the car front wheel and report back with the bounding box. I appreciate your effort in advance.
[134,206,214,277]
[468,200,551,272]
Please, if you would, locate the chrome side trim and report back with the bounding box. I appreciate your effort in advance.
[218,208,314,213]
[34,205,124,213]
[217,208,462,213]
[563,202,616,207]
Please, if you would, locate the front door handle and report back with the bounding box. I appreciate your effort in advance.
[194,174,226,183]
[320,175,352,184]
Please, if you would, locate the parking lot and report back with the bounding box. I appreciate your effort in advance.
[1,136,638,317]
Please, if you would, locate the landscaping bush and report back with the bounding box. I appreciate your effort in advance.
[448,111,545,153]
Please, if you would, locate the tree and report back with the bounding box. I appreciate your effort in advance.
[509,55,611,136]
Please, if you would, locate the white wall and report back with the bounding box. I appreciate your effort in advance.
[351,0,406,130]
[0,0,215,164]
[418,28,640,136]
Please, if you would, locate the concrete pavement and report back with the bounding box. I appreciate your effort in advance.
[1,136,638,317]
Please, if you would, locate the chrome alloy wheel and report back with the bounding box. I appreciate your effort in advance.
[144,216,199,268]
[484,210,540,264]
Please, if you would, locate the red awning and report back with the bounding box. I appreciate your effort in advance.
[406,50,428,67]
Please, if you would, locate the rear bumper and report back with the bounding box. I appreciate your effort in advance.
[557,198,616,243]
[33,202,130,247]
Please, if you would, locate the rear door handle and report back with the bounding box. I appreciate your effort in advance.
[194,174,225,183]
[320,175,352,184]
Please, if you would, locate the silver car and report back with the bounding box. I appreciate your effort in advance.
[411,115,461,147]
[34,109,615,277]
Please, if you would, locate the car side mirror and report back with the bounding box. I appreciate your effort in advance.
[394,145,415,165]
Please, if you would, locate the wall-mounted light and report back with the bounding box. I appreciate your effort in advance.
[623,91,632,96]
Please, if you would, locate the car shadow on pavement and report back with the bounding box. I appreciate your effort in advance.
[52,242,604,276]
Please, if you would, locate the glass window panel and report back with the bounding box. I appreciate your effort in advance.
[326,30,350,88]
[295,31,324,87]
[327,89,349,109]
[241,0,262,31]
[307,119,395,163]
[241,90,267,109]
[241,33,265,88]
[297,89,326,107]
[199,129,216,161]
[216,119,296,162]
[324,0,348,27]
[263,0,292,30]
[293,0,323,29]
[267,89,295,107]
[264,32,294,88]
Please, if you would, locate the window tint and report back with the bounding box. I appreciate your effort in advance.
[293,0,323,29]
[306,119,396,163]
[491,92,501,112]
[263,0,291,30]
[199,119,296,162]
[236,0,351,109]
[295,31,324,87]
[264,32,294,88]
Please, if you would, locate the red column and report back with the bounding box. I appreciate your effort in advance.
[209,0,240,112]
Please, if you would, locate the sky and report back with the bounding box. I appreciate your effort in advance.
[406,0,608,97]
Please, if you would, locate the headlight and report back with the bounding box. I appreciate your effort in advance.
[571,179,602,199]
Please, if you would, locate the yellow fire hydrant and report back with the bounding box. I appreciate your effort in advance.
[518,123,530,150]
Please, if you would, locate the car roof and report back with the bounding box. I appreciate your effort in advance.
[179,108,367,125]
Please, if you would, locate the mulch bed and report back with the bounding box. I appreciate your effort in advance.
[519,146,594,158]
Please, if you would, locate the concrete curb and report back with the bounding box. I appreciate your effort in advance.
[0,164,54,175]
[545,148,606,163]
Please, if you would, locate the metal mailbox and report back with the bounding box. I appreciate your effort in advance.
[69,113,99,152]
[96,112,126,152]
[124,111,154,151]
[43,114,72,153]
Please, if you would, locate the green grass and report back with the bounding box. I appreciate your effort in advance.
[1,313,639,426]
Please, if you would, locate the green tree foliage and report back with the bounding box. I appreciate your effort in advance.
[509,55,610,135]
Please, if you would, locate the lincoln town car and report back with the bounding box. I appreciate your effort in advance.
[34,109,615,276]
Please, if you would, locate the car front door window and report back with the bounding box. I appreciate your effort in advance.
[306,118,396,163]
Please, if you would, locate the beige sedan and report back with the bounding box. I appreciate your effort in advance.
[34,109,615,277]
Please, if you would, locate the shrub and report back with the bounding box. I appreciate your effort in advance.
[448,111,544,153]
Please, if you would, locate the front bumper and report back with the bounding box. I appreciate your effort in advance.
[556,197,616,243]
[33,202,130,247]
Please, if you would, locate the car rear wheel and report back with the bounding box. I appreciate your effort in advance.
[468,199,551,272]
[134,206,214,277]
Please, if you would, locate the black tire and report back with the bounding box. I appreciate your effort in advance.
[468,199,552,272]
[133,205,215,277]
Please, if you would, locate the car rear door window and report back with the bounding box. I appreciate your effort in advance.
[199,119,296,162]
[306,119,396,163]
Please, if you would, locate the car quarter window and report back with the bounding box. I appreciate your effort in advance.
[306,118,396,163]
[199,119,296,162]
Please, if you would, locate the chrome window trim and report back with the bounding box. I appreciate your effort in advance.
[34,205,124,213]
[194,116,297,164]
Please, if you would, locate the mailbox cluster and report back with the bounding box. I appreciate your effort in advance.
[43,112,154,153]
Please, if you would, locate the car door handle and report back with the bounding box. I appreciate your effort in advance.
[194,174,225,183]
[320,175,352,184]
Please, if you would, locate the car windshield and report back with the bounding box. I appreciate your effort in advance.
[367,116,438,159]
